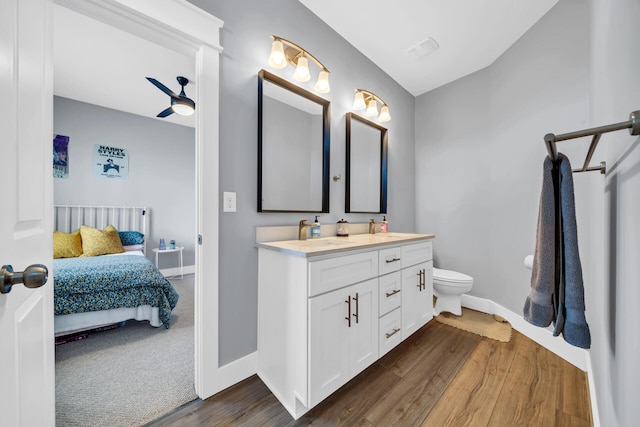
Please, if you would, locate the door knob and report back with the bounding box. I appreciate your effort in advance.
[0,264,48,294]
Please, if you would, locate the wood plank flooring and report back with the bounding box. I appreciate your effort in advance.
[147,320,592,427]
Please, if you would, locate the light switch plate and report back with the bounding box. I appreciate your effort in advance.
[223,192,236,212]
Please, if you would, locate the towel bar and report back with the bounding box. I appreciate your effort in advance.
[544,110,640,174]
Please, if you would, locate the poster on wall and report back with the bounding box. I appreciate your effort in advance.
[53,134,69,179]
[93,144,129,180]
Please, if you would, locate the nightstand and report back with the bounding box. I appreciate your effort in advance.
[152,246,184,279]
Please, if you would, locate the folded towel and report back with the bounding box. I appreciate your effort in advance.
[556,153,590,348]
[523,156,556,327]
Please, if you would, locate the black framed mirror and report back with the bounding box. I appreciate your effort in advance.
[258,70,330,213]
[345,112,388,213]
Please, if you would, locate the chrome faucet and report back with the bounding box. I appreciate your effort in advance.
[299,219,309,240]
[369,218,376,234]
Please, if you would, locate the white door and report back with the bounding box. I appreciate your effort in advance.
[0,0,56,426]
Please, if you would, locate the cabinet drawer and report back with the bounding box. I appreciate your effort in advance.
[401,242,432,268]
[379,246,403,275]
[378,271,401,316]
[309,251,378,296]
[379,308,402,357]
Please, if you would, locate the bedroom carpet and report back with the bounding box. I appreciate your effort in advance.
[55,275,196,427]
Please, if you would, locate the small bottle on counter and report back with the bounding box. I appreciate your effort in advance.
[311,216,321,238]
[381,216,388,233]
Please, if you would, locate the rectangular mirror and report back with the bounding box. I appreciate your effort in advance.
[345,112,388,213]
[258,69,330,212]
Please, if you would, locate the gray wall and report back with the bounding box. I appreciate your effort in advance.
[416,0,640,424]
[187,0,416,364]
[53,96,196,269]
[590,0,640,425]
[415,0,590,310]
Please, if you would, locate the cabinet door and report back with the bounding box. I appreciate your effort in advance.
[309,287,352,407]
[401,261,433,338]
[349,278,379,377]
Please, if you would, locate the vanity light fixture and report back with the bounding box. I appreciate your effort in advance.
[268,35,331,93]
[353,89,391,122]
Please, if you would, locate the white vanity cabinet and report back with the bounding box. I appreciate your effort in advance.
[257,233,434,420]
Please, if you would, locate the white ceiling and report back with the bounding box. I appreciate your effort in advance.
[53,5,195,128]
[299,0,559,96]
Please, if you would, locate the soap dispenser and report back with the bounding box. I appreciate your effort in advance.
[311,216,321,238]
[381,216,388,233]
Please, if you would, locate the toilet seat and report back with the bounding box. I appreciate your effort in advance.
[433,268,473,284]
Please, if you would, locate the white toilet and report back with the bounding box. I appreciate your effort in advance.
[433,267,474,316]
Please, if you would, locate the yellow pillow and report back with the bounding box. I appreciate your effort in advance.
[53,230,83,258]
[79,225,125,257]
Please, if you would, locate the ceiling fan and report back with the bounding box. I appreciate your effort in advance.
[146,76,196,117]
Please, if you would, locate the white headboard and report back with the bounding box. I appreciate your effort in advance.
[54,205,149,254]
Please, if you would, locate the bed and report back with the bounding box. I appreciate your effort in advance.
[53,205,179,336]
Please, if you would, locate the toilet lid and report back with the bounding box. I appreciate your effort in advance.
[433,268,473,284]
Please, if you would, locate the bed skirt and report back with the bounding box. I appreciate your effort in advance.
[55,305,161,336]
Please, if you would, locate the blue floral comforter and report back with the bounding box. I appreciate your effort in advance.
[54,254,179,328]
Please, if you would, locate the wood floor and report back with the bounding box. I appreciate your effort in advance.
[147,320,592,427]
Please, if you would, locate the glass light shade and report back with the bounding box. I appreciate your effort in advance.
[366,99,379,117]
[172,103,194,116]
[268,40,287,69]
[378,105,391,122]
[293,56,311,82]
[314,70,330,93]
[353,91,366,110]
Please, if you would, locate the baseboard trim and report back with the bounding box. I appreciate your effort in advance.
[160,264,196,278]
[217,351,258,390]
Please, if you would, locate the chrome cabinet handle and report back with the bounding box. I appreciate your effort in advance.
[345,296,351,327]
[385,328,400,339]
[352,292,359,324]
[1,264,48,294]
[385,289,401,298]
[416,269,425,291]
[385,257,401,264]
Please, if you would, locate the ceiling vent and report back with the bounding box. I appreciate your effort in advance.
[407,36,440,59]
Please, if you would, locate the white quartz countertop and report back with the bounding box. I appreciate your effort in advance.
[256,232,435,258]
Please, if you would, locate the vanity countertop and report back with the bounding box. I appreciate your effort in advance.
[257,232,435,258]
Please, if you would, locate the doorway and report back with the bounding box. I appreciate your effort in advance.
[51,0,223,421]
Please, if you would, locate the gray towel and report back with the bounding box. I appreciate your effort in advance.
[523,156,556,327]
[523,153,590,349]
[556,153,590,348]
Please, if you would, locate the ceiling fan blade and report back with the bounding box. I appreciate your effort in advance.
[146,77,179,99]
[157,107,174,118]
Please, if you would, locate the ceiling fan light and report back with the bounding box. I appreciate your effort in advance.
[293,56,311,82]
[314,70,330,93]
[268,40,287,69]
[379,105,391,122]
[172,99,195,116]
[353,91,366,110]
[366,99,379,117]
